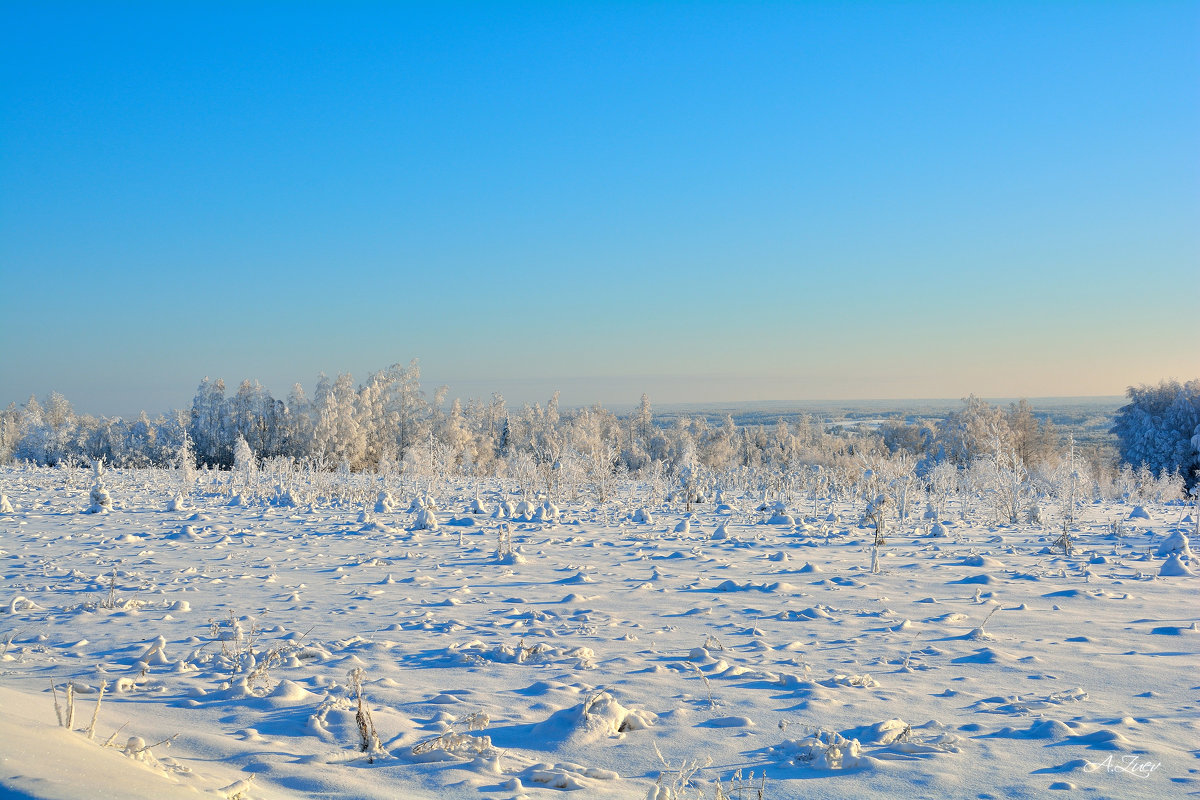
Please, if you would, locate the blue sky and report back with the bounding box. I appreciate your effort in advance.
[2,2,1197,416]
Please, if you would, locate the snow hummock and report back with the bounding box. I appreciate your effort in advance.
[1158,554,1195,577]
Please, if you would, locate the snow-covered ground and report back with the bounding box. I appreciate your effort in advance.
[0,467,1196,799]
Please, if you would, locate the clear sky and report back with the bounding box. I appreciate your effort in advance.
[2,1,1197,417]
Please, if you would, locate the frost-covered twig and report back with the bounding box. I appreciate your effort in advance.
[86,680,108,740]
[51,681,63,727]
[65,683,76,730]
[348,667,386,762]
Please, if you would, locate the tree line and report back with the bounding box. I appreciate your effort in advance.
[2,363,1197,494]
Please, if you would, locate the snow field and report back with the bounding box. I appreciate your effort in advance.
[0,466,1197,799]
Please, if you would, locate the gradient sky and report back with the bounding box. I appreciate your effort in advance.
[2,2,1198,417]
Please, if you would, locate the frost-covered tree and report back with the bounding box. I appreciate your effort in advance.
[282,383,313,457]
[928,460,958,520]
[126,412,157,467]
[80,415,129,466]
[14,393,78,465]
[440,398,472,468]
[0,403,21,463]
[356,370,396,471]
[982,434,1030,524]
[635,393,653,443]
[879,416,934,459]
[509,450,538,501]
[385,360,428,461]
[459,396,498,475]
[1112,380,1200,488]
[190,378,231,467]
[1006,398,1058,467]
[485,393,507,457]
[935,395,1009,467]
[312,373,366,469]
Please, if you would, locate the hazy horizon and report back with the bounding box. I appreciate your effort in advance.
[2,367,1130,420]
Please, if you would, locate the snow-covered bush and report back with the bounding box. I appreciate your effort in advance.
[413,507,439,531]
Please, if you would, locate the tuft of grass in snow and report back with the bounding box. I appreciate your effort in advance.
[714,769,767,800]
[647,742,710,800]
[689,662,719,711]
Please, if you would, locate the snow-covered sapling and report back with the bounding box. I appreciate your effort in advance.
[233,434,256,495]
[864,494,887,573]
[177,431,197,491]
[87,460,113,513]
[495,523,524,564]
[100,568,119,609]
[679,463,698,513]
[865,494,887,546]
[1192,485,1200,538]
[1053,520,1073,556]
[375,490,395,513]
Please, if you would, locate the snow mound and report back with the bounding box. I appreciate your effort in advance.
[841,718,911,745]
[769,729,879,771]
[1158,554,1194,576]
[1155,531,1192,558]
[959,554,1005,568]
[532,503,558,523]
[529,691,656,745]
